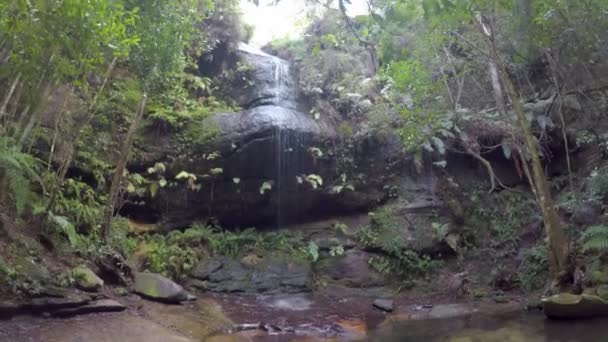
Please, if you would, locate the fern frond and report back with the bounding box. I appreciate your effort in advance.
[0,137,39,214]
[580,225,608,241]
[581,225,608,252]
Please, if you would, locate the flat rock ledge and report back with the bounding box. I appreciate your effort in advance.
[0,295,125,319]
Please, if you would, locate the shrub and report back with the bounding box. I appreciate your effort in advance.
[518,246,548,292]
[587,167,608,202]
[356,207,440,277]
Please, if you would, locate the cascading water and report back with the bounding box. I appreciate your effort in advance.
[235,42,321,228]
[272,57,294,229]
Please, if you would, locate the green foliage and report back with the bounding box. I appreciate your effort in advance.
[141,236,199,280]
[518,246,548,292]
[54,178,104,231]
[307,241,320,262]
[126,0,205,94]
[177,121,220,150]
[137,223,317,279]
[467,187,535,247]
[48,213,82,249]
[356,207,440,277]
[0,138,39,214]
[0,0,137,86]
[581,225,608,253]
[587,167,608,202]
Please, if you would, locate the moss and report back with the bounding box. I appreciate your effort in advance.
[177,120,220,151]
[71,265,104,291]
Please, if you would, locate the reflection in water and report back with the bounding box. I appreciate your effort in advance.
[369,312,608,342]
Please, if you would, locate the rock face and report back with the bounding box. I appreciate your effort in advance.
[0,294,125,319]
[190,257,311,293]
[316,250,386,288]
[137,43,409,229]
[134,272,188,303]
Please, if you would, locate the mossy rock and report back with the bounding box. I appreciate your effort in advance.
[72,266,104,292]
[597,285,608,301]
[470,288,489,298]
[542,293,608,319]
[14,257,51,283]
[134,272,187,303]
[591,269,608,285]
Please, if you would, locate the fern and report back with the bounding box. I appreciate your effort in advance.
[581,225,608,252]
[0,137,39,214]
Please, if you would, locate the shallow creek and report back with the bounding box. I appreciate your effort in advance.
[368,311,608,342]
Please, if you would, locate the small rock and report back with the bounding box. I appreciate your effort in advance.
[192,259,224,280]
[471,288,489,298]
[185,293,197,301]
[373,299,394,312]
[114,287,129,296]
[134,272,187,303]
[72,265,104,292]
[493,295,509,304]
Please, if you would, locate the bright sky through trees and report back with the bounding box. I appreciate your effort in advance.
[240,0,368,46]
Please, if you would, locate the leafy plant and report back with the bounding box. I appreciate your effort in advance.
[581,225,608,253]
[0,138,39,214]
[260,181,273,195]
[329,245,345,257]
[304,174,323,190]
[587,167,608,203]
[356,207,440,277]
[519,246,548,292]
[48,213,82,249]
[307,241,320,262]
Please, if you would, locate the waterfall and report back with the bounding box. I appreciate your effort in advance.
[270,56,303,229]
[273,57,288,229]
[237,42,318,228]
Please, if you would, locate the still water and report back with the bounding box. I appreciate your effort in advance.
[368,312,608,342]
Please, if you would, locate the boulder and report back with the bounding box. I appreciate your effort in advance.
[71,265,104,292]
[542,293,608,319]
[134,272,188,303]
[316,250,386,288]
[572,202,601,225]
[191,257,311,293]
[373,299,394,312]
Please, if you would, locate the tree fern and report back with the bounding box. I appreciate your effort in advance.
[580,225,608,253]
[0,137,39,214]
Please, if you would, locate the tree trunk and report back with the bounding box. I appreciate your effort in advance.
[478,15,568,278]
[101,94,147,242]
[491,49,568,278]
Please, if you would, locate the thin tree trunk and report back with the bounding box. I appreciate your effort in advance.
[480,19,568,277]
[0,73,21,126]
[101,94,147,242]
[489,61,506,114]
[545,51,574,192]
[46,59,117,213]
